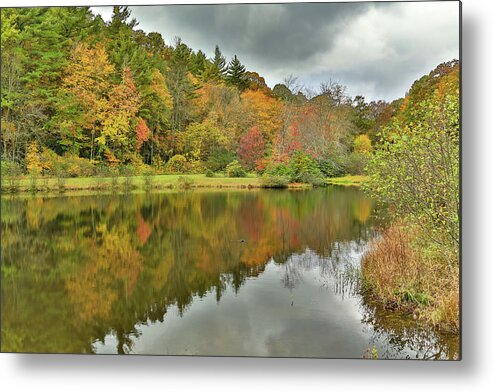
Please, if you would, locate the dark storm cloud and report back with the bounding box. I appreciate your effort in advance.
[93,2,459,101]
[132,3,369,66]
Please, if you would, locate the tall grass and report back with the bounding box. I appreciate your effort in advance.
[123,176,134,192]
[361,222,459,333]
[28,175,39,193]
[56,175,67,192]
[177,176,194,189]
[143,171,155,190]
[6,176,21,193]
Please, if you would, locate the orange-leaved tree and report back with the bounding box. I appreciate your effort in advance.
[238,126,265,171]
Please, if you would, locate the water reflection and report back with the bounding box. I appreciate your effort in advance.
[360,300,460,360]
[1,188,458,358]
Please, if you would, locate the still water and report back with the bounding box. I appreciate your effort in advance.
[1,188,458,358]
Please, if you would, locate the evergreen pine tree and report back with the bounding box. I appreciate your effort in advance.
[226,55,247,91]
[213,45,226,75]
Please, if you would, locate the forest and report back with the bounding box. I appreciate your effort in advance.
[2,6,401,187]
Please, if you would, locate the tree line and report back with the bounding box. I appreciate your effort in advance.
[2,6,399,182]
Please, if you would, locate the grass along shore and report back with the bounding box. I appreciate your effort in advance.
[325,175,368,186]
[1,173,260,193]
[1,173,368,194]
[361,222,459,334]
[0,173,344,194]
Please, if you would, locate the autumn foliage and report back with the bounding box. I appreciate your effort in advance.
[1,6,457,183]
[136,118,151,149]
[238,126,265,171]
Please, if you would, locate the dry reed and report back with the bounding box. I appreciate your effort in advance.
[361,222,459,333]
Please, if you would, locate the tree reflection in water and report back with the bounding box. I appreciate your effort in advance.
[1,188,458,358]
[360,300,460,360]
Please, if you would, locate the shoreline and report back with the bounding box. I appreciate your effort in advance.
[1,174,367,196]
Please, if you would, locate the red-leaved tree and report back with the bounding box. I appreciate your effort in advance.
[238,126,265,171]
[135,118,151,149]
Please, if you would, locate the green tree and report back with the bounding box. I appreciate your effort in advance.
[190,50,208,76]
[109,6,137,32]
[366,62,459,248]
[167,38,196,133]
[178,120,227,163]
[200,45,227,82]
[140,68,173,164]
[226,55,248,91]
[1,7,96,161]
[1,8,25,162]
[272,84,294,102]
[213,45,227,75]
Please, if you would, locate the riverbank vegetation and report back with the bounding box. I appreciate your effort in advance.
[0,173,263,193]
[326,175,367,187]
[362,60,460,333]
[2,7,397,189]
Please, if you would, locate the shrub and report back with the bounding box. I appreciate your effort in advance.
[2,160,23,192]
[226,160,246,178]
[318,156,345,178]
[188,160,205,174]
[93,164,111,177]
[354,134,373,154]
[39,147,60,175]
[166,154,189,173]
[122,153,148,174]
[56,175,67,192]
[41,177,50,192]
[123,176,133,192]
[118,166,135,192]
[54,162,69,176]
[29,175,39,192]
[260,174,289,188]
[205,169,214,177]
[143,169,155,189]
[177,176,194,189]
[36,149,95,178]
[109,170,119,189]
[206,149,236,172]
[265,162,293,178]
[288,152,324,185]
[119,165,137,177]
[65,155,95,177]
[2,160,23,177]
[298,172,325,186]
[344,152,369,175]
[151,155,166,173]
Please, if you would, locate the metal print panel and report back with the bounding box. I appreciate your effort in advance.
[0,1,461,359]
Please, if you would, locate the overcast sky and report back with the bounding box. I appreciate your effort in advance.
[93,1,459,102]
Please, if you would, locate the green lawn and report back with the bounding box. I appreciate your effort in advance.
[2,173,262,194]
[325,175,368,186]
[2,173,367,195]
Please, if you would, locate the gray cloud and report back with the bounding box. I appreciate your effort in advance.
[93,2,459,102]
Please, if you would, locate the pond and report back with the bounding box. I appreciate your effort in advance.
[1,187,459,358]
